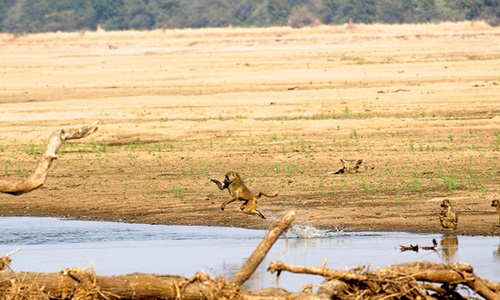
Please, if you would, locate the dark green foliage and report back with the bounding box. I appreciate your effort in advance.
[0,0,498,33]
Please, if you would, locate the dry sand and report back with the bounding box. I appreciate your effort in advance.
[0,22,499,235]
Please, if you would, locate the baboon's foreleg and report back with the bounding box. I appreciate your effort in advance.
[211,179,226,190]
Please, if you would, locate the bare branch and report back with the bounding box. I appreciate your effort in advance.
[228,211,296,287]
[0,122,99,196]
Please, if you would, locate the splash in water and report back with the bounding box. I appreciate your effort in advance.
[290,223,347,238]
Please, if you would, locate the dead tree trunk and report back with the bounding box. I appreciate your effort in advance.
[0,122,98,196]
[229,211,295,287]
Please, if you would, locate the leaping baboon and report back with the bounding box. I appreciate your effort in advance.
[211,171,278,219]
[439,199,458,230]
[491,200,500,227]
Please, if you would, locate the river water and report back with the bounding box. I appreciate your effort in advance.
[0,217,499,292]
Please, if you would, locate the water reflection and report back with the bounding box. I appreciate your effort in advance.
[440,234,458,263]
[494,236,500,261]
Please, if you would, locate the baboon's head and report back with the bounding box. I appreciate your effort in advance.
[224,171,240,185]
[441,199,451,208]
[492,200,499,208]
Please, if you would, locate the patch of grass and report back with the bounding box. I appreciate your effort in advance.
[494,131,500,151]
[340,54,366,64]
[349,129,358,140]
[343,106,350,118]
[437,170,460,190]
[25,140,38,159]
[173,185,184,198]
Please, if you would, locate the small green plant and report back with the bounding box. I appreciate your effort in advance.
[25,140,38,159]
[438,170,460,190]
[494,131,500,151]
[343,106,350,118]
[285,163,293,177]
[173,186,184,198]
[407,179,422,191]
[349,129,358,139]
[409,140,415,152]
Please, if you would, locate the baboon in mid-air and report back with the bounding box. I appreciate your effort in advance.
[439,199,458,230]
[491,200,500,226]
[211,171,278,219]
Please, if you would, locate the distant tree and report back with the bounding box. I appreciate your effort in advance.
[376,0,405,24]
[183,0,234,28]
[43,0,96,32]
[149,0,187,29]
[321,0,341,24]
[89,0,125,30]
[0,0,16,32]
[123,0,155,29]
[414,0,438,22]
[0,0,499,33]
[339,0,377,24]
[288,6,320,28]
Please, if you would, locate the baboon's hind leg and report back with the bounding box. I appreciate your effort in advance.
[242,200,266,219]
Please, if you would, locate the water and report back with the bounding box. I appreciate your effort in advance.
[0,217,499,292]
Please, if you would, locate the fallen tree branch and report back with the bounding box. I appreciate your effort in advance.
[0,122,99,196]
[0,269,214,299]
[267,260,500,300]
[228,211,296,287]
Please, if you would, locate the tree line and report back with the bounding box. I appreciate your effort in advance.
[0,0,498,34]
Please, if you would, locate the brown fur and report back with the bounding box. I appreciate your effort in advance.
[491,200,500,226]
[211,171,278,219]
[439,199,458,230]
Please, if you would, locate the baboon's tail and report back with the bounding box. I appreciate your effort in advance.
[256,192,278,198]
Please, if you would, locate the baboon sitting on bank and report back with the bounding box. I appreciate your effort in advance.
[491,200,500,227]
[439,199,458,230]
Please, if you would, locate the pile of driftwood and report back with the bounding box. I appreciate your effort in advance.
[1,124,499,299]
[327,158,374,175]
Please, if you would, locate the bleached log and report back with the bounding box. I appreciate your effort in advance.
[228,211,296,287]
[0,122,98,196]
[0,270,213,299]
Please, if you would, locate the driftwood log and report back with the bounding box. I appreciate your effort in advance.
[268,260,500,300]
[0,122,98,195]
[327,158,372,175]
